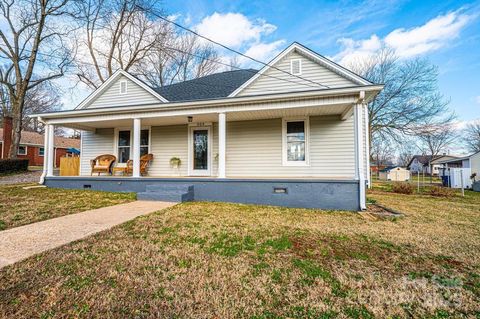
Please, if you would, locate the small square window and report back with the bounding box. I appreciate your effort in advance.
[39,147,45,156]
[119,80,128,94]
[17,145,27,155]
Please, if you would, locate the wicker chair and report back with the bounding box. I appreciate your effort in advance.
[126,153,154,176]
[90,154,116,176]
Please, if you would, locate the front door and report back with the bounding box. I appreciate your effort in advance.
[189,126,211,176]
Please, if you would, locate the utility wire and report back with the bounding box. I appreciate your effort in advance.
[138,6,330,89]
[0,43,324,95]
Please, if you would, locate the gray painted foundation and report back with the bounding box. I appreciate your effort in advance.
[45,177,360,211]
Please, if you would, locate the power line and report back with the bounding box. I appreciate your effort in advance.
[0,43,322,95]
[79,16,325,90]
[139,6,330,89]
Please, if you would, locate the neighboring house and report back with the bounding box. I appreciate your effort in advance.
[407,155,445,175]
[31,42,383,211]
[379,166,410,182]
[0,117,80,167]
[433,152,480,178]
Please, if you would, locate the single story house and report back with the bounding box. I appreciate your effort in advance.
[433,152,480,179]
[32,42,383,210]
[378,166,410,181]
[0,117,80,167]
[407,155,453,176]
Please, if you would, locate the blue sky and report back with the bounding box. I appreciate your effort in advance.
[164,0,480,124]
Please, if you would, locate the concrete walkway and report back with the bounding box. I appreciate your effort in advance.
[0,200,176,268]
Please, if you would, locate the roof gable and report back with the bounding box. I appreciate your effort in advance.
[76,70,168,109]
[230,42,372,97]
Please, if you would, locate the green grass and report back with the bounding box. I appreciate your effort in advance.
[0,184,135,229]
[0,190,479,318]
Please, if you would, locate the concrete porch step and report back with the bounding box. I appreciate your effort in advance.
[138,184,194,202]
[145,184,193,193]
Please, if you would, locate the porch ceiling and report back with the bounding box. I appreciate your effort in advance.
[55,104,352,130]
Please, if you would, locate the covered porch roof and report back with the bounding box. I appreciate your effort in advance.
[32,85,382,130]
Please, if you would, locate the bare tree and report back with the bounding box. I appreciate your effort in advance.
[463,122,480,153]
[140,33,221,87]
[1,80,63,133]
[397,140,416,167]
[370,134,395,175]
[416,123,457,179]
[417,124,457,158]
[0,0,74,158]
[76,0,169,89]
[349,48,454,144]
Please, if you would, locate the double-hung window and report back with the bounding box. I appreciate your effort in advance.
[283,118,309,166]
[116,129,150,164]
[17,145,27,155]
[39,147,45,156]
[117,130,131,163]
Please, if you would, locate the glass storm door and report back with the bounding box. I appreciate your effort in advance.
[190,127,211,176]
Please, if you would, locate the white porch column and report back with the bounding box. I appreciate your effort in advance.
[46,124,55,177]
[218,112,226,178]
[132,118,141,177]
[354,103,366,210]
[40,123,50,183]
[363,103,371,188]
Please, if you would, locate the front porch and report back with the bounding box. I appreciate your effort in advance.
[37,87,373,210]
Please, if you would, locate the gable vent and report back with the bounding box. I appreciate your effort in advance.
[119,80,128,94]
[290,59,302,75]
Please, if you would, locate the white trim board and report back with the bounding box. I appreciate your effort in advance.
[229,42,373,97]
[75,70,168,110]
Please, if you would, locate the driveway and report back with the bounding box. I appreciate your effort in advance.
[0,200,176,268]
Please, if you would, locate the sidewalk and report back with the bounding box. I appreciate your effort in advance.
[0,200,176,268]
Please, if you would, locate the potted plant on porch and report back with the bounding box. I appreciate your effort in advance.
[170,157,181,169]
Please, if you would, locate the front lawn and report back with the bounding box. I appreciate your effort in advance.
[0,190,479,318]
[0,184,135,230]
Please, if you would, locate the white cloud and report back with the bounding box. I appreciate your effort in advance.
[243,40,286,63]
[194,12,285,67]
[334,10,473,66]
[195,12,276,48]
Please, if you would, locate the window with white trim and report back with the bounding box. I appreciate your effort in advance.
[119,80,128,94]
[116,129,150,163]
[290,59,302,75]
[17,145,27,155]
[117,130,131,163]
[39,147,45,156]
[283,119,309,165]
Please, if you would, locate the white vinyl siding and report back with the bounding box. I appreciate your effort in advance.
[226,116,355,178]
[147,124,219,177]
[148,125,189,176]
[471,152,480,176]
[238,51,356,97]
[80,128,114,175]
[79,116,358,179]
[88,75,160,109]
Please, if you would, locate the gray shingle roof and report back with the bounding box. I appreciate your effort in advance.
[154,69,258,102]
